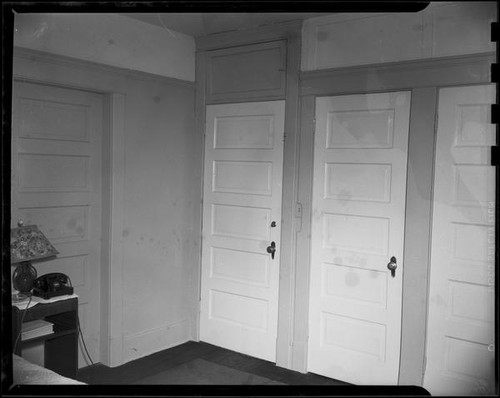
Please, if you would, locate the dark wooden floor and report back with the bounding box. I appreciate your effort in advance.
[76,340,348,385]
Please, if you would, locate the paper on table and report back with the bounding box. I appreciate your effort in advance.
[12,294,79,310]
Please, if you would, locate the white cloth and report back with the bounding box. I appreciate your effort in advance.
[13,354,86,385]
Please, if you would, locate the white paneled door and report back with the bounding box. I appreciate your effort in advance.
[424,85,496,396]
[308,92,411,384]
[200,101,285,362]
[12,81,104,368]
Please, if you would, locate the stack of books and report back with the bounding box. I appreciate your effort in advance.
[21,319,54,341]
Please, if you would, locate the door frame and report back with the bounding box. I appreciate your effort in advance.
[12,47,127,367]
[194,22,303,369]
[296,52,495,384]
[11,79,109,367]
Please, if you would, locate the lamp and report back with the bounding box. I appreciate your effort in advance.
[10,222,58,301]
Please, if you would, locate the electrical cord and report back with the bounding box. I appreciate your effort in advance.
[76,312,95,366]
[13,294,33,354]
[66,275,95,366]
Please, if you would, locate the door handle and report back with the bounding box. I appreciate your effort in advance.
[387,256,397,278]
[266,241,276,259]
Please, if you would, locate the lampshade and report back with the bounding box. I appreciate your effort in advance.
[10,225,59,264]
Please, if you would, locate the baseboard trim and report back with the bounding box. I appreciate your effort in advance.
[122,319,190,364]
[291,339,309,374]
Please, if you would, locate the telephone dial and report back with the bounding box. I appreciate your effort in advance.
[33,273,74,299]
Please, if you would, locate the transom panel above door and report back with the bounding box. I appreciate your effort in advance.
[200,100,285,362]
[308,91,411,384]
[205,40,287,103]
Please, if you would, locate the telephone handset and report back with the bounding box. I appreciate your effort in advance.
[32,273,74,299]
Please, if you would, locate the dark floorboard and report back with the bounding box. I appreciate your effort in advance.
[76,341,348,386]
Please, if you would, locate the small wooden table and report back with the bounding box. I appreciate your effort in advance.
[12,297,78,379]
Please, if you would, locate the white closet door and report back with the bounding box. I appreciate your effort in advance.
[12,81,104,367]
[200,101,285,361]
[424,84,496,396]
[308,91,411,384]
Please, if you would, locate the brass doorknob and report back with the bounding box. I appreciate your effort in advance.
[387,256,397,277]
[266,241,276,259]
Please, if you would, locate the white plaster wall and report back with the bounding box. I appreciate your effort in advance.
[119,77,199,363]
[12,19,199,364]
[12,50,199,366]
[301,2,496,71]
[13,13,195,81]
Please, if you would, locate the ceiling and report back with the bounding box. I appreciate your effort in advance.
[120,13,331,37]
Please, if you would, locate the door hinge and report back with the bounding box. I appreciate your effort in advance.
[313,118,316,134]
[295,202,303,218]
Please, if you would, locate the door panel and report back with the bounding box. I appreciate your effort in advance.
[200,101,285,362]
[308,92,411,384]
[424,85,495,396]
[12,81,103,368]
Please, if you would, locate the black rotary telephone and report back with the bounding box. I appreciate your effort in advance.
[32,273,74,299]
